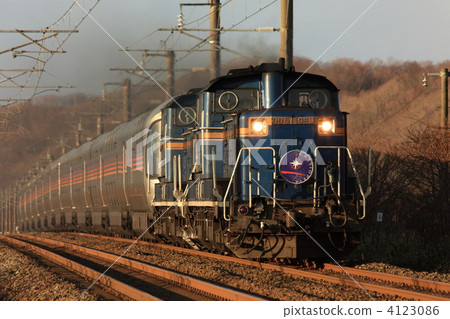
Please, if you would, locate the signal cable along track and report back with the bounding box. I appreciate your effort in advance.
[9,234,264,301]
[67,233,450,301]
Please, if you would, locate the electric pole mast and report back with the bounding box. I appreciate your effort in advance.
[280,0,293,69]
[75,120,82,147]
[166,50,175,97]
[123,78,131,122]
[0,189,4,234]
[423,68,449,129]
[441,68,448,129]
[209,0,221,79]
[6,186,10,233]
[97,114,104,136]
[12,185,16,233]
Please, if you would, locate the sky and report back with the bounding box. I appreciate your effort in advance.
[1,0,450,101]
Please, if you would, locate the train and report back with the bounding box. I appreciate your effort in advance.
[15,59,369,259]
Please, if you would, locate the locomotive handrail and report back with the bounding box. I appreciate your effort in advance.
[162,136,185,141]
[191,126,224,133]
[313,146,367,220]
[223,147,276,222]
[198,126,225,130]
[220,118,234,124]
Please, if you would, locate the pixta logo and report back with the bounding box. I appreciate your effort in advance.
[125,129,166,173]
[126,128,325,172]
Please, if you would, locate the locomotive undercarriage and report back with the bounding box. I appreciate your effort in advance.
[21,190,361,261]
[150,205,229,253]
[225,195,362,259]
[22,193,361,261]
[120,191,362,259]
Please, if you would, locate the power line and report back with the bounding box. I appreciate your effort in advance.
[120,0,279,86]
[371,89,426,128]
[167,0,279,69]
[0,0,101,107]
[402,106,440,130]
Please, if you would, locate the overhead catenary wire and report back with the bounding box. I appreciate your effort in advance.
[126,0,233,50]
[174,0,278,65]
[124,0,279,85]
[182,0,233,27]
[402,106,440,130]
[0,0,102,107]
[369,89,426,129]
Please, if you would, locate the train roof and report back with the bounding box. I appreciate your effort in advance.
[204,61,338,92]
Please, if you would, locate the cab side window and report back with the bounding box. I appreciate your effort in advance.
[214,89,259,113]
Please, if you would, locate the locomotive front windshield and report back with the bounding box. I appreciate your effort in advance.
[209,88,339,113]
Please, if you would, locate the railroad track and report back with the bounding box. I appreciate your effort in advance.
[322,263,450,296]
[66,232,450,301]
[0,235,149,300]
[0,234,264,301]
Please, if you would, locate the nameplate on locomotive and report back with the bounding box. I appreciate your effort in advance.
[272,116,319,125]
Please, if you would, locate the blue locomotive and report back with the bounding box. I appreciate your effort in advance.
[17,59,368,259]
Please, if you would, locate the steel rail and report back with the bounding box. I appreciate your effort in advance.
[0,235,160,301]
[68,232,450,301]
[15,234,264,301]
[258,265,450,301]
[322,263,450,295]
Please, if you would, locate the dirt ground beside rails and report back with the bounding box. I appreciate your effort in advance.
[0,242,97,301]
[38,232,404,301]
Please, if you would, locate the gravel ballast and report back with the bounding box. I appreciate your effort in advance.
[355,262,450,283]
[0,241,97,301]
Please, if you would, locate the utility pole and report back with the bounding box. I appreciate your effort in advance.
[47,151,53,164]
[166,50,175,97]
[75,120,82,147]
[422,69,449,240]
[6,186,10,233]
[10,186,13,234]
[123,78,131,122]
[280,0,293,69]
[423,68,449,128]
[209,0,221,79]
[441,68,448,129]
[3,188,7,234]
[2,189,4,234]
[59,137,66,155]
[96,114,104,136]
[0,189,3,234]
[12,185,16,233]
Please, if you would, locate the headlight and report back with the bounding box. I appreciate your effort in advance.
[253,121,264,132]
[250,118,268,135]
[318,118,335,134]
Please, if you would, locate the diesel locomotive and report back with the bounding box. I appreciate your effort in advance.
[16,59,369,259]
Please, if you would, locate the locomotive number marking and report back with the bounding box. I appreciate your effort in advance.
[272,117,318,125]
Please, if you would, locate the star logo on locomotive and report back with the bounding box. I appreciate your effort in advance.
[289,157,302,170]
[279,150,314,184]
